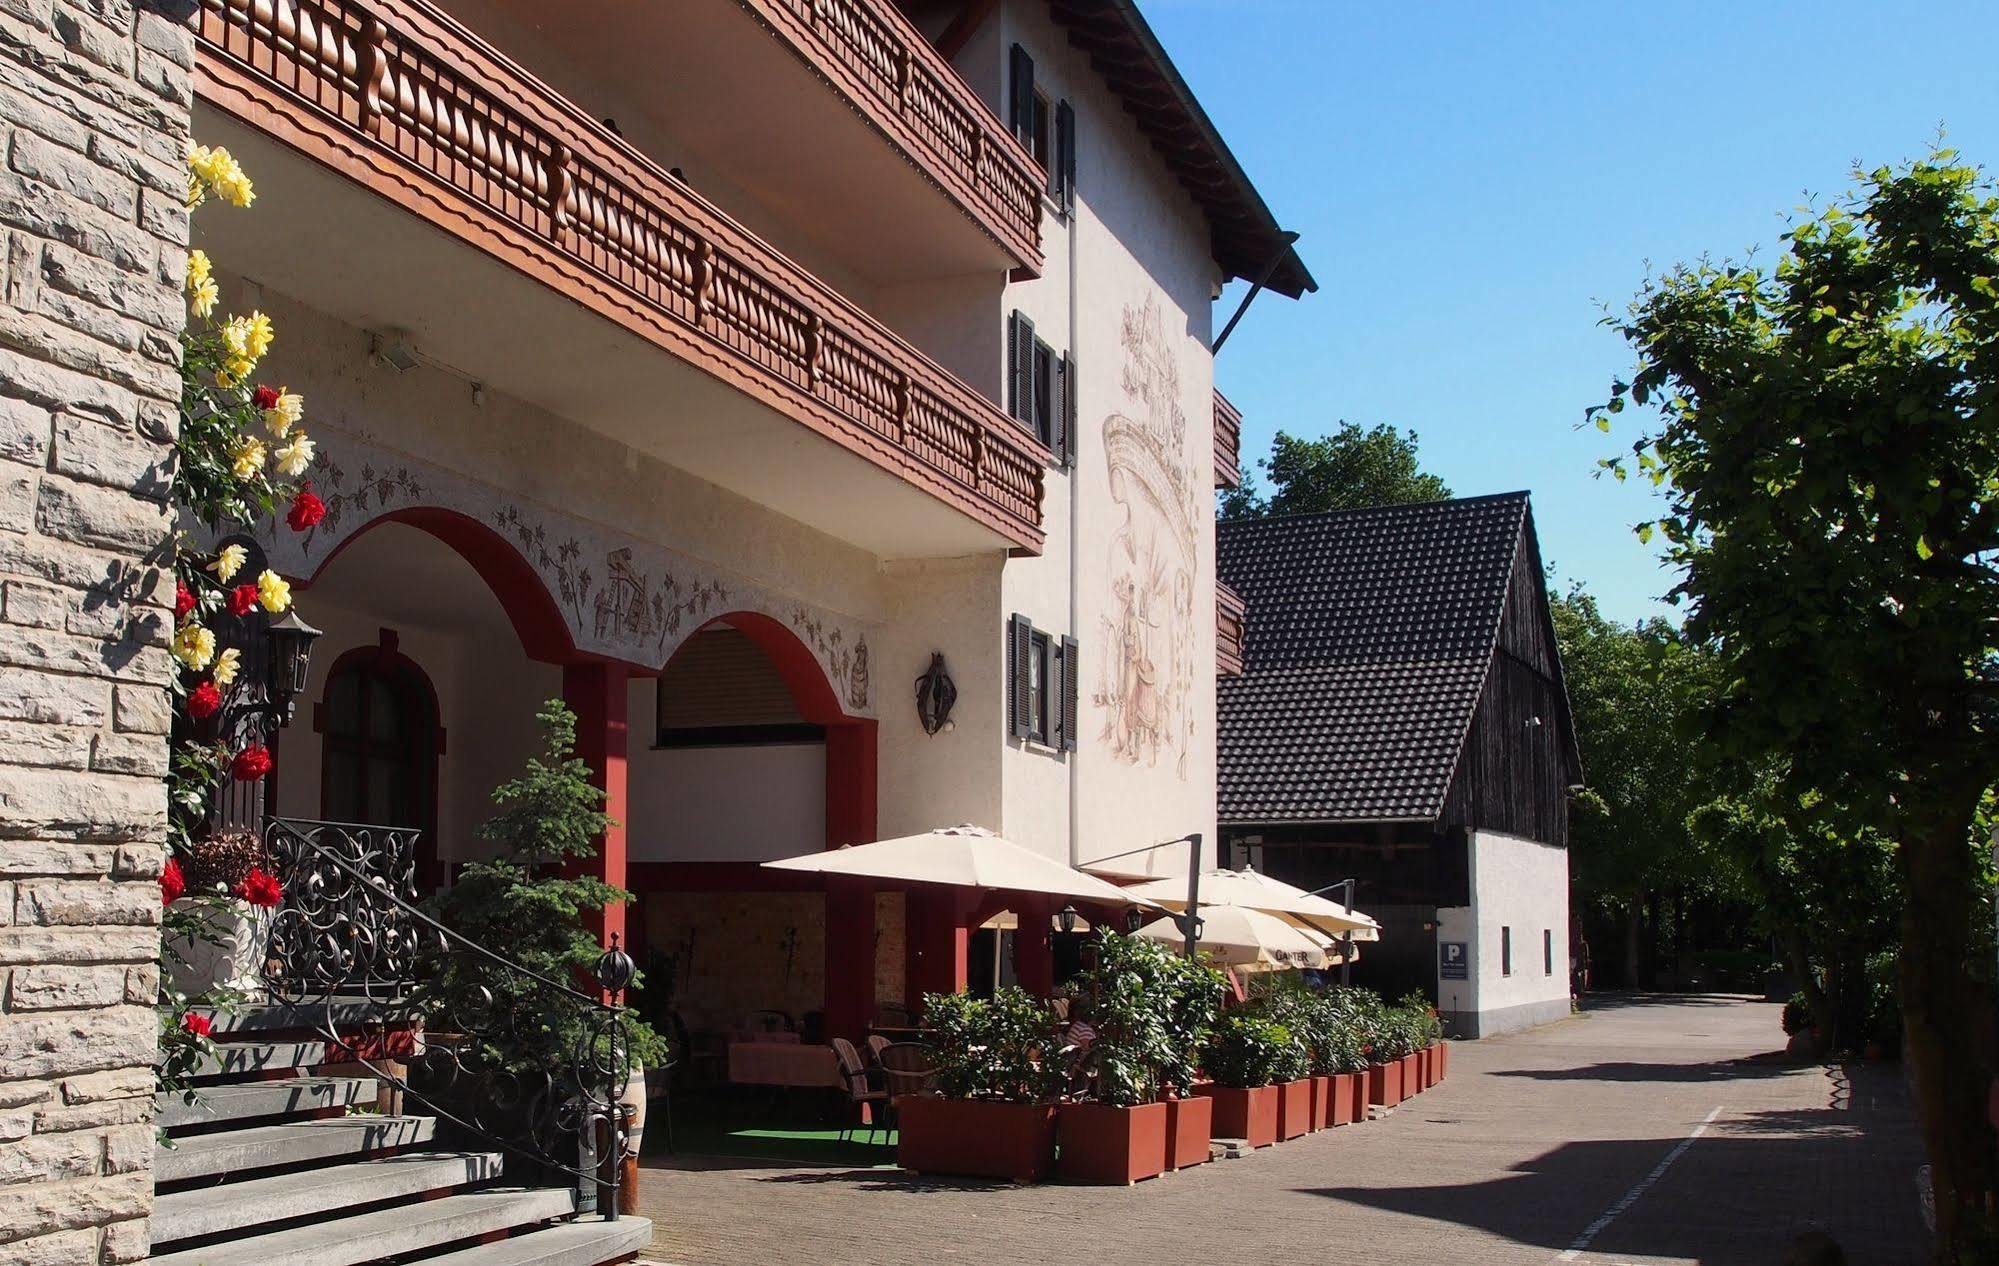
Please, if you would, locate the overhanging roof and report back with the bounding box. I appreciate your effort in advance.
[1045,0,1316,299]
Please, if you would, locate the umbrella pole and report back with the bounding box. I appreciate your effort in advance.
[1182,832,1203,960]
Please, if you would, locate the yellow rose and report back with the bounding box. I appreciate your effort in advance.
[212,647,242,686]
[189,277,218,319]
[263,389,303,438]
[171,623,216,672]
[208,543,247,581]
[230,435,266,480]
[256,569,291,614]
[272,432,314,477]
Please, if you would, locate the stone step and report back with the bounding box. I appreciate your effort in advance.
[151,1149,503,1244]
[147,1187,574,1266]
[192,1038,333,1079]
[155,1115,435,1184]
[418,1216,658,1266]
[156,1076,377,1129]
[192,998,386,1034]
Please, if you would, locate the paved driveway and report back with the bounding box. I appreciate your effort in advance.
[636,995,1927,1265]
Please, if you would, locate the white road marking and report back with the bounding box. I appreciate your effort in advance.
[1557,1105,1725,1262]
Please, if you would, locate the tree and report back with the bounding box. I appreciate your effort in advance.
[1596,149,1999,1260]
[1222,422,1451,519]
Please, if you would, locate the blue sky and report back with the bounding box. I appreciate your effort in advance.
[1149,0,1999,625]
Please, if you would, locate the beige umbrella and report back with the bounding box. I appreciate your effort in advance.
[1120,866,1382,941]
[762,825,1161,909]
[1134,905,1332,972]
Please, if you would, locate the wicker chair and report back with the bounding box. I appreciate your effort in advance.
[876,1042,936,1101]
[865,1034,891,1064]
[829,1037,890,1145]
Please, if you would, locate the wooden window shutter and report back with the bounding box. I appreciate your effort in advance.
[1060,349,1078,466]
[1008,311,1035,428]
[1048,354,1067,464]
[1009,44,1035,145]
[1055,99,1076,209]
[1059,633,1079,752]
[1008,613,1035,740]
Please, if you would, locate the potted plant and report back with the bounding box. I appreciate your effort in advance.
[1316,989,1371,1127]
[1058,932,1203,1185]
[1196,1011,1300,1148]
[899,986,1065,1182]
[1157,948,1224,1170]
[1353,990,1406,1109]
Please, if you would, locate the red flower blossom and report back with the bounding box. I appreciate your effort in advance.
[252,384,280,411]
[286,487,326,532]
[174,581,196,620]
[187,679,222,720]
[227,583,259,616]
[230,744,273,782]
[233,866,282,908]
[181,1012,213,1038]
[161,856,185,905]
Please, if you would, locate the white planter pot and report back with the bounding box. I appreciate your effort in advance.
[167,899,273,1001]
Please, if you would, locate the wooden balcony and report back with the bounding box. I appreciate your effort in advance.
[1214,389,1243,489]
[1217,580,1246,677]
[742,0,1044,270]
[192,0,1045,552]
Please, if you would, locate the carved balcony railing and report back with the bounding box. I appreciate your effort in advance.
[744,0,1045,269]
[1217,579,1246,677]
[1214,389,1243,490]
[192,0,1046,551]
[263,817,633,1218]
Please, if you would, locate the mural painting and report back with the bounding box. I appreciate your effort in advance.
[1095,297,1201,779]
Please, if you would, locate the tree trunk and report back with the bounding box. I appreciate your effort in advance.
[1623,902,1643,990]
[1781,927,1831,1055]
[1898,780,1997,1262]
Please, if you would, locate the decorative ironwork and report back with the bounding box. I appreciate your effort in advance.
[261,817,632,1217]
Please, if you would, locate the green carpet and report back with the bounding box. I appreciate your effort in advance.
[651,1092,898,1165]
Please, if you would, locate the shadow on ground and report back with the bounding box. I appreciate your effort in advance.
[1490,1054,1797,1084]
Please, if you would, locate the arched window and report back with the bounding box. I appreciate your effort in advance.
[319,635,441,886]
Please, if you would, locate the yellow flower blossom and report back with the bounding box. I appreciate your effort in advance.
[244,311,274,361]
[230,434,266,480]
[213,647,242,687]
[256,569,291,614]
[172,623,216,672]
[187,144,254,209]
[209,543,247,581]
[186,249,217,318]
[263,389,304,438]
[272,432,314,477]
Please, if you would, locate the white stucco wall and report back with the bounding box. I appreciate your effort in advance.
[1450,830,1572,1037]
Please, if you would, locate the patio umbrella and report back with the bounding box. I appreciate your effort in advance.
[762,825,1161,910]
[1119,866,1382,941]
[1132,905,1332,972]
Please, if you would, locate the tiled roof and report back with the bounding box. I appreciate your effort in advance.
[1217,493,1531,823]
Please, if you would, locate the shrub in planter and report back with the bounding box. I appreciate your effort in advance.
[1198,1010,1306,1148]
[901,987,1064,1182]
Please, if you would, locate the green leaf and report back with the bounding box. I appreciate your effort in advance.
[1915,535,1934,561]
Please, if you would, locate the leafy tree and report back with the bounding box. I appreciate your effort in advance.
[1222,423,1451,519]
[1595,149,1999,1260]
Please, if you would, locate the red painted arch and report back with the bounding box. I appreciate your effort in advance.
[293,507,577,665]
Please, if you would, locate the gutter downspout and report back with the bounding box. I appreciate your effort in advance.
[1067,177,1082,869]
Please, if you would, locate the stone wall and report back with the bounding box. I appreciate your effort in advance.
[0,2,190,1262]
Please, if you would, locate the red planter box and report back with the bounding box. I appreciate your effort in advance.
[1057,1102,1168,1185]
[1310,1076,1332,1131]
[1427,1045,1443,1087]
[1327,1072,1357,1126]
[1367,1060,1403,1108]
[899,1097,1058,1183]
[1402,1053,1423,1095]
[1196,1084,1278,1148]
[1276,1078,1312,1140]
[1349,1071,1369,1121]
[1435,1042,1448,1083]
[1163,1094,1212,1170]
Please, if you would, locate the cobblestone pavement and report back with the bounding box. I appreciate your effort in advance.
[636,995,1927,1265]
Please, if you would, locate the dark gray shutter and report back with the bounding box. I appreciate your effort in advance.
[1007,311,1035,428]
[1059,633,1079,752]
[1008,613,1034,740]
[1055,99,1076,209]
[1009,44,1035,145]
[1049,354,1067,463]
[1060,349,1077,466]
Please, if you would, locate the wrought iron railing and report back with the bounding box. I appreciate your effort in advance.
[261,817,632,1218]
[191,0,1046,550]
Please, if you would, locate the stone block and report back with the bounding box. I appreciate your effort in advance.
[0,1228,98,1265]
[10,961,125,1008]
[0,840,115,876]
[0,1123,102,1182]
[1,767,166,842]
[88,730,164,777]
[0,625,171,688]
[0,925,156,966]
[101,1214,150,1263]
[9,127,130,216]
[0,1170,150,1246]
[32,1093,152,1133]
[0,664,109,725]
[0,340,141,422]
[15,878,158,926]
[50,416,169,499]
[135,182,181,243]
[100,1122,149,1174]
[0,1078,52,1110]
[34,472,169,553]
[58,1066,149,1104]
[38,281,141,352]
[0,720,90,768]
[0,392,47,465]
[108,681,165,733]
[0,1004,154,1080]
[40,240,180,332]
[0,170,154,273]
[50,5,131,77]
[0,466,29,532]
[1,577,65,628]
[108,843,158,880]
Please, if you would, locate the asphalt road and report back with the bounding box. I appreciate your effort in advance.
[637,994,1928,1265]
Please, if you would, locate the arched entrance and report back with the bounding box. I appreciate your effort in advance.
[317,633,444,890]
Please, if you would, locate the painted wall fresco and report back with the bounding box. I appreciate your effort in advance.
[255,428,878,715]
[1094,297,1202,780]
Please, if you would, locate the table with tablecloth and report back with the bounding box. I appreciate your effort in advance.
[726,1041,842,1088]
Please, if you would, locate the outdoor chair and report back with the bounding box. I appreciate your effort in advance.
[865,1034,891,1065]
[829,1037,890,1146]
[876,1042,937,1101]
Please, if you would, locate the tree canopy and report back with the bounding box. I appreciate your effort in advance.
[1222,422,1451,519]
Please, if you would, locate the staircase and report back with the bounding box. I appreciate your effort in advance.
[152,1010,654,1266]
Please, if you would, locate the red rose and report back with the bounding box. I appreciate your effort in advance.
[230,744,273,782]
[187,679,222,720]
[233,866,282,908]
[161,856,185,905]
[181,1012,213,1038]
[227,583,259,616]
[252,384,280,411]
[286,488,326,531]
[174,581,196,620]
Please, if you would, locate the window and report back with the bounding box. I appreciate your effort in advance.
[1031,339,1055,449]
[1008,614,1078,752]
[1500,926,1513,977]
[1029,90,1051,171]
[1010,44,1076,211]
[318,637,441,888]
[655,627,823,748]
[1008,312,1076,466]
[1544,929,1554,977]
